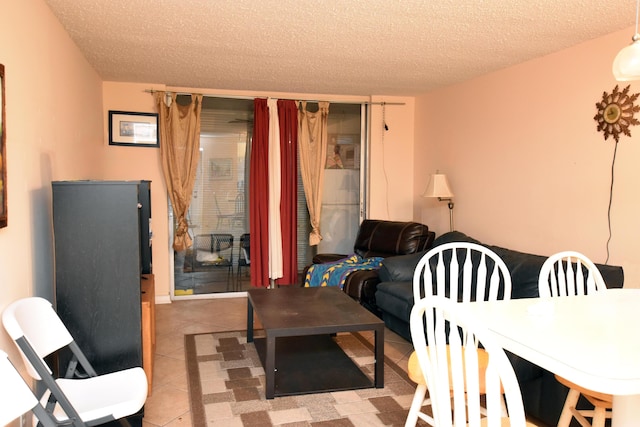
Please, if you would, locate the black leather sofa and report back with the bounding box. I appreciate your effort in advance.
[302,219,435,314]
[375,231,624,427]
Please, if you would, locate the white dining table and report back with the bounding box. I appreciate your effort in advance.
[466,288,640,427]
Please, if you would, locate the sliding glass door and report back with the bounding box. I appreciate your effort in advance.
[171,97,365,298]
[317,103,363,256]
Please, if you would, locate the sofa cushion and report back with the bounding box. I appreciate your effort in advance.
[378,251,427,282]
[378,231,481,283]
[353,219,434,258]
[488,246,546,299]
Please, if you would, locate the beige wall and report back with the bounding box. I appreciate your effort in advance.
[369,96,416,220]
[101,82,170,301]
[414,26,640,287]
[0,0,103,368]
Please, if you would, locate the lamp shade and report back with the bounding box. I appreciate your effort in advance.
[422,173,454,198]
[613,37,640,81]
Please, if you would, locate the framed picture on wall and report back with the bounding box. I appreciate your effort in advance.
[210,158,232,180]
[0,64,6,228]
[326,135,359,170]
[108,111,159,147]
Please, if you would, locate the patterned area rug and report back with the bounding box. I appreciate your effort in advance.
[185,330,426,426]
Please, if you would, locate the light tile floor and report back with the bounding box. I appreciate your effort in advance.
[141,296,415,427]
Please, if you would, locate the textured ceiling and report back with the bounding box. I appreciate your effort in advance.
[45,0,636,96]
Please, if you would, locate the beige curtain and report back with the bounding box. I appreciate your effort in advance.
[155,92,203,251]
[267,98,283,280]
[297,101,329,245]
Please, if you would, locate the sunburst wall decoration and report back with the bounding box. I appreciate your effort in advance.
[594,85,640,142]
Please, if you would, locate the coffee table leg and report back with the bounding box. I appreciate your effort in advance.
[265,335,276,399]
[374,326,384,388]
[247,299,254,343]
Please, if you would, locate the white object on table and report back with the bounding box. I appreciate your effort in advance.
[465,289,640,427]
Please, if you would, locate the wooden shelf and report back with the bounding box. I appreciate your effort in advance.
[141,274,156,396]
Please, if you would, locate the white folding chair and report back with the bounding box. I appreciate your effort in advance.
[405,242,513,427]
[2,297,147,427]
[0,350,57,427]
[409,296,535,427]
[538,251,612,427]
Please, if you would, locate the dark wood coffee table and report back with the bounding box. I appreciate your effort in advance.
[247,286,384,399]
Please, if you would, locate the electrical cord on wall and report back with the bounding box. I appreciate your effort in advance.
[605,141,618,265]
[381,102,391,219]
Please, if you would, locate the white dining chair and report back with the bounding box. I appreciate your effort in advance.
[538,250,607,297]
[409,296,536,427]
[2,297,148,427]
[538,251,612,427]
[405,242,513,427]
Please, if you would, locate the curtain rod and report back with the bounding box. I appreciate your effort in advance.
[143,89,405,106]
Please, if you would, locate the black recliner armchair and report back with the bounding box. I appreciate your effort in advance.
[303,219,435,315]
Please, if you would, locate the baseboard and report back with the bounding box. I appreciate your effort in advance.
[156,294,172,304]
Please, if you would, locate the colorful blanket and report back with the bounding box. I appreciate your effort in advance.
[304,254,384,290]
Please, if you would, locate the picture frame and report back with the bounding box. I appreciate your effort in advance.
[327,134,360,170]
[0,64,6,228]
[108,110,159,147]
[210,158,232,180]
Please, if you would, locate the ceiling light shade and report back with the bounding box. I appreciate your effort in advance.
[422,173,454,199]
[613,35,640,81]
[613,0,640,81]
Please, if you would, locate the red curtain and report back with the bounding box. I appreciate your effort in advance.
[276,100,298,285]
[250,99,270,287]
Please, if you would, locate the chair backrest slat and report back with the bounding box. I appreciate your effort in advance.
[472,251,486,301]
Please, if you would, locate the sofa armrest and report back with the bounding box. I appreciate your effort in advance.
[598,263,624,289]
[312,253,349,264]
[342,269,381,305]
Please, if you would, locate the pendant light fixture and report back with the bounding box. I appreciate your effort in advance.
[613,0,640,80]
